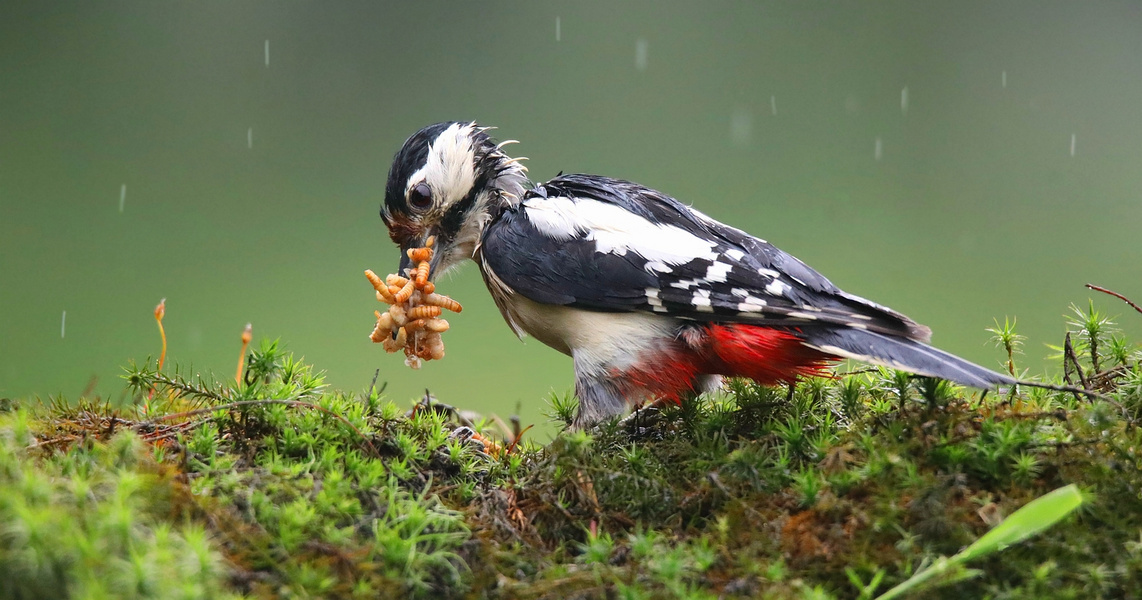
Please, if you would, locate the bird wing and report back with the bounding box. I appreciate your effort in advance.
[479,173,931,342]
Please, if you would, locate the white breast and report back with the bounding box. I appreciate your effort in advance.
[480,258,678,376]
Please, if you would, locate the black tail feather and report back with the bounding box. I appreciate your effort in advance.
[802,327,1016,389]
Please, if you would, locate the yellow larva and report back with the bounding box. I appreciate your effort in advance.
[423,293,463,313]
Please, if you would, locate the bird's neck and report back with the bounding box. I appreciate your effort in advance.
[443,168,531,270]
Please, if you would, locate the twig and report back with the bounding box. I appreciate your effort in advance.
[1024,437,1102,451]
[143,372,228,405]
[367,368,380,399]
[1017,379,1126,413]
[26,435,79,450]
[834,367,881,377]
[1063,333,1091,391]
[1086,283,1142,317]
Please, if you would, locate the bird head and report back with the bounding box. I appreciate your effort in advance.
[380,122,528,279]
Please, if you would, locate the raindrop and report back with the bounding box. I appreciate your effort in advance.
[248,127,253,149]
[730,107,753,147]
[61,310,66,338]
[901,86,909,115]
[770,95,777,116]
[1070,133,1076,157]
[635,38,648,71]
[874,137,883,161]
[265,39,270,67]
[555,17,561,42]
[1002,70,1007,88]
[119,184,126,213]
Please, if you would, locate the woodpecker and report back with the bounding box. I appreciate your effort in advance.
[379,122,1015,427]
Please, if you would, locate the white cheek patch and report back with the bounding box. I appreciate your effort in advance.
[523,196,719,271]
[412,122,478,207]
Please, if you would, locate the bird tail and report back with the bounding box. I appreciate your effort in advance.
[801,327,1016,389]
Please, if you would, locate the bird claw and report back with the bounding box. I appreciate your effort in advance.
[616,404,664,433]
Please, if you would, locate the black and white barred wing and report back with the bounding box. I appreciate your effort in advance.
[480,174,927,340]
[480,174,1013,389]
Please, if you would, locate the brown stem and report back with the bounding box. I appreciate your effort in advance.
[1086,283,1142,317]
[1064,332,1091,391]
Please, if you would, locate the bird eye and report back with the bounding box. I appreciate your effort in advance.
[408,182,433,212]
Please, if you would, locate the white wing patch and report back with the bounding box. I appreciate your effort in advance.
[737,293,767,313]
[724,248,745,261]
[523,196,719,272]
[645,287,667,312]
[704,261,733,283]
[691,289,713,312]
[669,278,704,290]
[765,279,791,296]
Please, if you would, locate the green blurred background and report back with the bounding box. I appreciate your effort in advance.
[2,1,1140,431]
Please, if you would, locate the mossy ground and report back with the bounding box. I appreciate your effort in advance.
[2,305,1142,599]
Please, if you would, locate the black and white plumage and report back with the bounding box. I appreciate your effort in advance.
[380,122,1015,427]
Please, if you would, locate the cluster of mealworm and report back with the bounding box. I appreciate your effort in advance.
[365,236,463,369]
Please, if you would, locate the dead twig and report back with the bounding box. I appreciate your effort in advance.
[1063,332,1091,392]
[1086,283,1142,317]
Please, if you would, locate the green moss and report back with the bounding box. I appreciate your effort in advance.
[1,310,1141,598]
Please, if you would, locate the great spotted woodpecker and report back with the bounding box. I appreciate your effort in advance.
[380,122,1015,427]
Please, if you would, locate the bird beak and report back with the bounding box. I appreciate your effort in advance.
[397,245,415,279]
[397,242,419,278]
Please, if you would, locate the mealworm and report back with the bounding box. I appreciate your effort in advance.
[414,261,430,287]
[425,333,445,360]
[370,312,389,343]
[422,293,463,313]
[424,318,449,332]
[407,305,442,320]
[366,235,453,365]
[393,278,415,303]
[382,326,407,353]
[388,303,407,326]
[366,270,396,302]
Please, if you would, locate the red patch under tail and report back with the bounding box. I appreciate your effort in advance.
[706,324,836,385]
[621,348,702,406]
[618,324,836,406]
